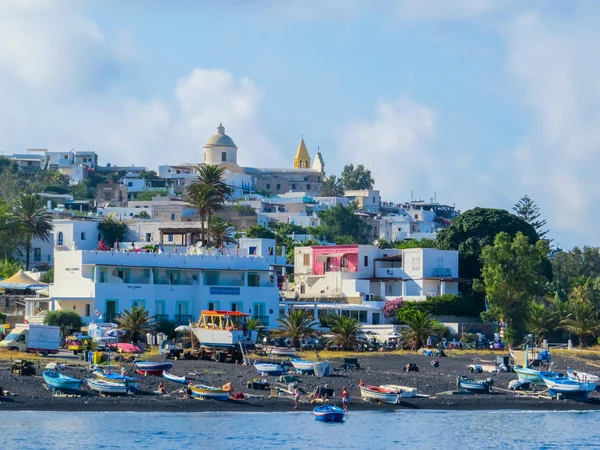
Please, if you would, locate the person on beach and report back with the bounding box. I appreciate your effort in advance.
[158,381,166,394]
[294,385,300,409]
[341,387,349,412]
[120,365,126,377]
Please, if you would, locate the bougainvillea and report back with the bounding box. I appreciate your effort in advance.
[382,297,404,317]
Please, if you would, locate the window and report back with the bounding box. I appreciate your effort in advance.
[248,272,260,287]
[266,184,270,189]
[208,301,220,311]
[276,184,281,190]
[99,270,106,283]
[204,271,220,285]
[167,271,180,285]
[364,255,369,267]
[168,234,173,242]
[249,246,257,255]
[221,152,227,162]
[231,302,243,312]
[268,247,274,256]
[57,232,64,245]
[176,301,189,321]
[412,257,420,270]
[292,184,296,190]
[127,182,133,187]
[64,154,69,159]
[132,299,146,309]
[80,232,86,240]
[359,311,367,323]
[306,184,311,190]
[170,213,175,221]
[85,304,91,317]
[155,300,165,316]
[145,233,152,242]
[303,254,311,266]
[33,248,41,262]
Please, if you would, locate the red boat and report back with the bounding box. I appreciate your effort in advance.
[135,361,172,376]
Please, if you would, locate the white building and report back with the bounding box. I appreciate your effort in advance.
[49,239,285,327]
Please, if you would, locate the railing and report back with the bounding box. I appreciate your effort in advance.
[154,314,169,322]
[252,315,270,326]
[432,268,452,277]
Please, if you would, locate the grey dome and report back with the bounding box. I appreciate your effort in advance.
[204,123,237,148]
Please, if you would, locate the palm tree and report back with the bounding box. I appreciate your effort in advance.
[272,309,318,349]
[98,216,128,248]
[329,316,360,350]
[194,164,231,201]
[320,175,344,197]
[399,309,434,350]
[209,220,236,248]
[561,300,600,348]
[116,306,155,343]
[527,301,557,344]
[12,194,53,270]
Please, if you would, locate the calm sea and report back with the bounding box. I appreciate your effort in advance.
[1,410,598,449]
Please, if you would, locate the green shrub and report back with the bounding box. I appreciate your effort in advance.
[401,294,484,318]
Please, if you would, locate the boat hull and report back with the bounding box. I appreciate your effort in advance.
[314,405,345,422]
[135,361,172,376]
[379,385,418,398]
[163,371,186,384]
[359,385,400,404]
[254,363,284,376]
[291,359,315,374]
[87,379,129,395]
[512,366,544,386]
[190,384,229,400]
[541,373,596,399]
[457,376,493,394]
[567,370,600,390]
[191,328,258,351]
[43,371,83,393]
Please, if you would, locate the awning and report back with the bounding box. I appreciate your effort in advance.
[0,270,48,290]
[315,253,347,263]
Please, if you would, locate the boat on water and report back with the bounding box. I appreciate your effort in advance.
[567,369,600,390]
[378,384,418,398]
[93,369,139,392]
[313,405,345,422]
[254,362,285,376]
[163,370,187,384]
[43,370,83,393]
[291,358,315,374]
[189,384,229,400]
[190,310,258,351]
[359,385,400,404]
[540,372,596,400]
[135,361,173,376]
[457,375,494,394]
[87,378,129,395]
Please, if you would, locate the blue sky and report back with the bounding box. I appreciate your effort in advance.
[0,1,599,249]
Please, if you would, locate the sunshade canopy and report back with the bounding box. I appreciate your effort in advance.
[0,270,48,290]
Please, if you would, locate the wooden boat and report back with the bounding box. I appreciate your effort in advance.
[457,375,493,393]
[93,369,139,392]
[87,378,129,395]
[567,369,600,390]
[43,370,83,393]
[378,384,418,398]
[359,385,400,404]
[291,358,315,374]
[540,372,596,400]
[254,362,285,376]
[191,310,258,351]
[190,384,229,400]
[135,361,173,376]
[313,405,345,422]
[512,365,545,386]
[163,370,187,384]
[267,347,296,357]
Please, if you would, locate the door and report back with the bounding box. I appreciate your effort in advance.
[372,313,380,325]
[105,300,117,322]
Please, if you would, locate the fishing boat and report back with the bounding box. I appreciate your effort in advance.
[457,375,494,394]
[254,362,285,376]
[359,385,400,404]
[512,365,545,386]
[93,369,139,392]
[87,378,129,395]
[191,310,258,351]
[378,384,418,398]
[291,358,315,374]
[567,369,600,390]
[135,361,173,376]
[540,372,596,400]
[313,405,345,422]
[43,370,83,393]
[163,370,187,384]
[189,384,229,400]
[267,347,296,357]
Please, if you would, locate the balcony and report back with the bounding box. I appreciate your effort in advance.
[154,314,170,322]
[431,268,452,277]
[252,315,270,326]
[174,314,194,325]
[375,267,404,278]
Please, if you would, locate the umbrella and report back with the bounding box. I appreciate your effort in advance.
[0,269,48,290]
[106,329,127,337]
[174,325,191,332]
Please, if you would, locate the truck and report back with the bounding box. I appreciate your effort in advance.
[0,324,60,355]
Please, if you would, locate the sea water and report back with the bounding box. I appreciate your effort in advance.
[1,410,599,449]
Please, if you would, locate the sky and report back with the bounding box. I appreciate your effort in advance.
[0,0,598,249]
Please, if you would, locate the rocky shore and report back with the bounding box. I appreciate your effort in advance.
[1,351,600,412]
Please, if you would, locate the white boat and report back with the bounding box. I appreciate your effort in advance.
[359,385,400,404]
[567,369,600,388]
[379,384,418,398]
[262,346,296,357]
[540,372,596,399]
[191,310,258,350]
[254,362,284,376]
[87,378,129,395]
[291,358,315,374]
[163,370,187,384]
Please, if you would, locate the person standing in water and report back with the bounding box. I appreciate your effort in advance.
[341,387,349,412]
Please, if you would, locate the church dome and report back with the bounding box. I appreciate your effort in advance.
[205,123,237,148]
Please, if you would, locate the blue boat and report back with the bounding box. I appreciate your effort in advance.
[540,372,596,400]
[457,375,493,394]
[93,369,140,392]
[43,370,84,393]
[313,405,345,422]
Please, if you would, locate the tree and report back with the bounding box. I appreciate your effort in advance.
[0,312,6,324]
[551,247,600,298]
[310,203,370,244]
[98,216,128,247]
[0,199,20,260]
[44,310,83,338]
[398,309,435,350]
[12,194,53,270]
[138,170,159,180]
[135,188,169,201]
[329,316,361,350]
[116,306,155,342]
[209,220,236,248]
[0,258,23,280]
[393,238,438,250]
[513,195,549,240]
[136,211,150,219]
[245,225,276,239]
[561,300,600,348]
[436,207,542,280]
[272,310,318,349]
[340,164,374,190]
[477,232,551,344]
[40,267,54,283]
[320,175,345,197]
[527,301,558,344]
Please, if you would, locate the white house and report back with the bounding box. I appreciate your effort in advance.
[49,239,285,327]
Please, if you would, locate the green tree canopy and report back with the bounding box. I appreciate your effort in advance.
[561,299,600,348]
[98,216,129,247]
[0,199,20,260]
[513,195,549,240]
[245,225,276,239]
[436,207,541,280]
[551,247,600,298]
[40,267,54,283]
[310,203,371,244]
[329,316,361,350]
[209,220,236,248]
[340,164,375,190]
[0,258,23,280]
[320,175,345,197]
[477,232,551,344]
[44,310,84,337]
[393,238,438,249]
[272,309,318,349]
[12,194,53,270]
[398,309,436,350]
[116,306,155,342]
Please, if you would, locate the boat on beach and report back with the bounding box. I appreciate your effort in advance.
[457,375,494,394]
[135,361,173,376]
[43,370,83,393]
[313,405,345,422]
[254,362,285,376]
[265,346,296,357]
[540,372,596,400]
[359,385,400,404]
[291,358,315,374]
[163,370,187,384]
[512,365,545,386]
[378,384,418,398]
[93,369,139,392]
[87,378,129,395]
[190,310,258,351]
[190,384,229,400]
[567,369,600,390]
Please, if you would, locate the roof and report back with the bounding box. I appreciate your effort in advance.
[294,138,311,161]
[204,123,237,148]
[0,270,48,290]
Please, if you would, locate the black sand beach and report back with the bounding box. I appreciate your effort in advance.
[1,351,600,412]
